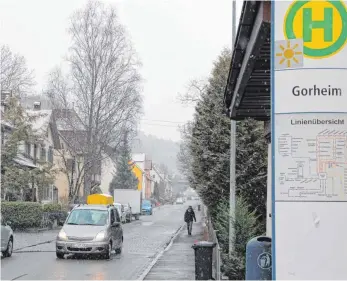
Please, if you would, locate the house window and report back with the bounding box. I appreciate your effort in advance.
[25,142,31,156]
[42,186,52,201]
[40,147,46,161]
[48,146,53,163]
[34,144,38,161]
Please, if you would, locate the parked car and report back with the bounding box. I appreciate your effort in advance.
[1,217,13,258]
[121,204,132,223]
[141,200,153,215]
[56,204,123,260]
[114,203,127,223]
[175,198,184,204]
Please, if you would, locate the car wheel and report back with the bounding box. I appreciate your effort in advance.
[135,215,139,220]
[3,237,13,257]
[104,241,112,260]
[115,247,122,254]
[56,252,64,259]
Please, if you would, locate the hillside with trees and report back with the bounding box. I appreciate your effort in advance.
[132,131,179,174]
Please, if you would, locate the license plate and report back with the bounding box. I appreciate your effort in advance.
[75,244,86,248]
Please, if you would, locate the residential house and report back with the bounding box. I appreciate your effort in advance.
[1,92,60,202]
[150,165,162,195]
[25,103,61,203]
[51,108,110,202]
[129,160,145,196]
[159,172,173,201]
[1,91,39,200]
[132,153,153,199]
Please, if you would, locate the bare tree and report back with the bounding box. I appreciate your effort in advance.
[46,1,142,200]
[45,67,71,109]
[177,78,207,105]
[0,45,35,96]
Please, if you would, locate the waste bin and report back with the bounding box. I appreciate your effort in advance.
[198,204,201,211]
[192,241,216,280]
[245,236,272,280]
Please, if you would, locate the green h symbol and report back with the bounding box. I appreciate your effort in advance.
[303,7,333,42]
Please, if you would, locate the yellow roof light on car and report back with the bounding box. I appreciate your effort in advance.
[87,194,114,205]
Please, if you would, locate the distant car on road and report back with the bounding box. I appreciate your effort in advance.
[56,204,123,260]
[175,198,184,204]
[141,200,153,215]
[114,203,127,223]
[1,217,13,258]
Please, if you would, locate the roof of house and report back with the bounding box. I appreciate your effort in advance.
[51,108,86,151]
[13,154,37,169]
[224,1,270,120]
[59,130,87,152]
[52,108,85,131]
[25,109,61,149]
[26,109,52,133]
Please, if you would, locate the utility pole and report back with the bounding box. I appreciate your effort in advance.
[229,0,237,256]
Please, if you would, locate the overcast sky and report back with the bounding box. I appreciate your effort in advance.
[0,0,242,142]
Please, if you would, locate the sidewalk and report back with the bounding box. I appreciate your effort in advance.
[145,209,204,280]
[14,229,59,250]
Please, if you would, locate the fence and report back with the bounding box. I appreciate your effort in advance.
[201,204,222,280]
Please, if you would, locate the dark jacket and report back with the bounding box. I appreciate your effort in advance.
[184,208,196,222]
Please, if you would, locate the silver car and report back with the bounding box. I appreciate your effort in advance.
[1,217,14,258]
[113,203,126,223]
[56,204,123,259]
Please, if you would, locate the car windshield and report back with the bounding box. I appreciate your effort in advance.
[66,209,109,226]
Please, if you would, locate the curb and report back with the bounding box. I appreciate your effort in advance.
[14,239,55,252]
[137,224,185,281]
[15,226,62,233]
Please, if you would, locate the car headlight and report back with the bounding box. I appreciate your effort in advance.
[58,229,67,241]
[94,231,106,241]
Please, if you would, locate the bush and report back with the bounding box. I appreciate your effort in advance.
[1,201,43,230]
[48,211,68,226]
[42,203,61,212]
[214,197,261,280]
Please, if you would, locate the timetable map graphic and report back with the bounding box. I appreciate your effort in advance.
[275,118,347,202]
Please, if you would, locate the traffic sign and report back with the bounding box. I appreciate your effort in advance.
[284,0,347,59]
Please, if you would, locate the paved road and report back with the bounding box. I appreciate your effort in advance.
[1,203,192,280]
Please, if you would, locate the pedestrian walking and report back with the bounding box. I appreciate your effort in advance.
[184,205,196,235]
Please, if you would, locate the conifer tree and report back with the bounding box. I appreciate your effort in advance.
[109,131,138,194]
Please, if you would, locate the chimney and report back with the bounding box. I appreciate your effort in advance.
[33,101,41,111]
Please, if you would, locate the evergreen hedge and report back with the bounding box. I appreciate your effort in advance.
[1,201,43,230]
[42,203,62,212]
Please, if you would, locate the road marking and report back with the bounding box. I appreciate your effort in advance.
[11,273,28,281]
[14,240,54,252]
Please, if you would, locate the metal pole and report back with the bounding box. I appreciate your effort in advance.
[229,0,237,256]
